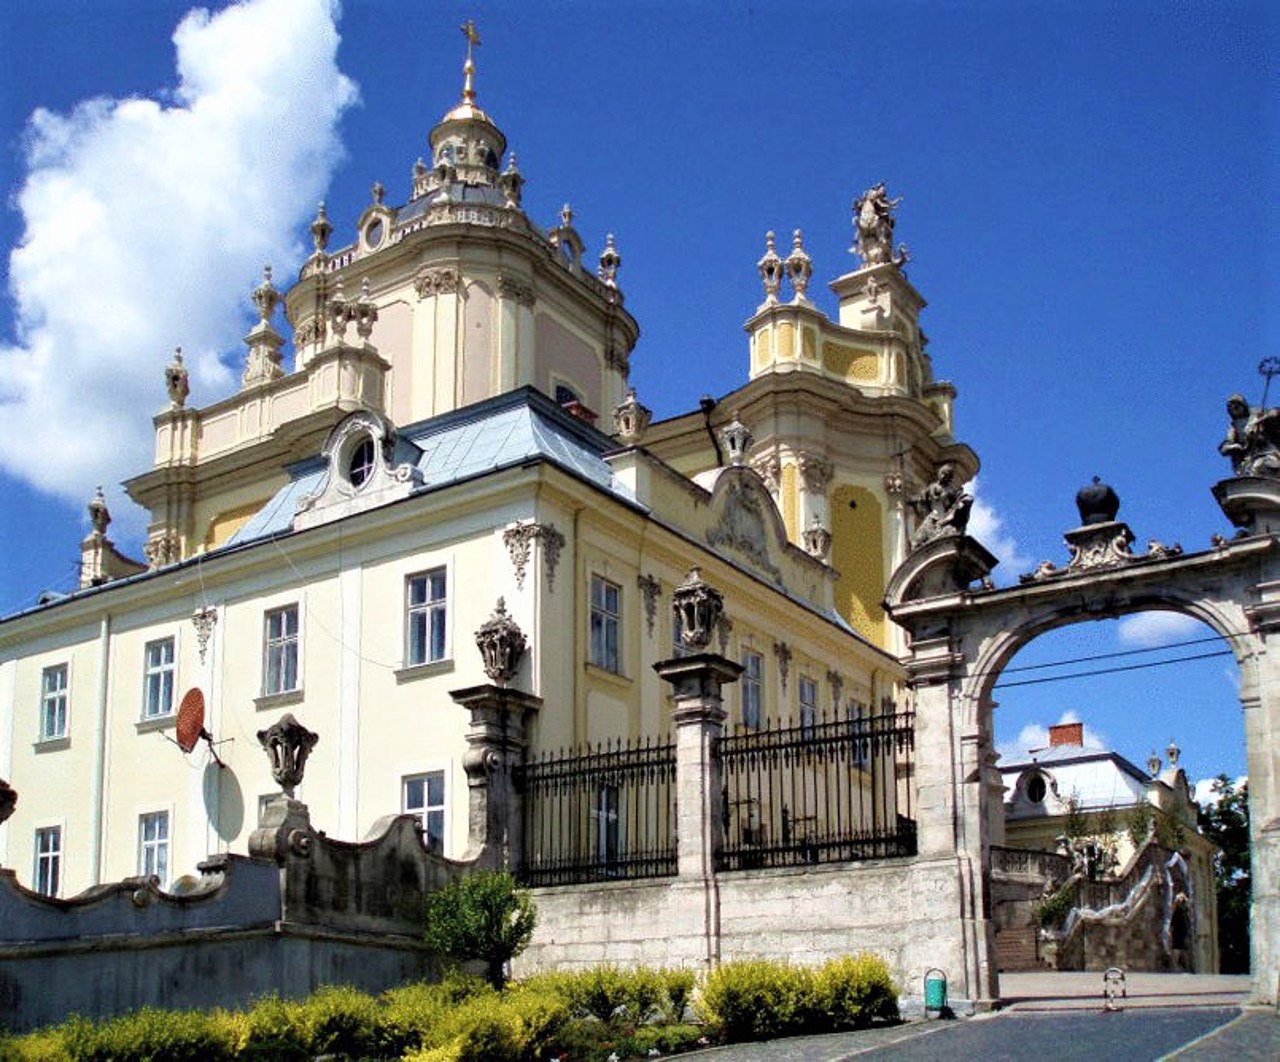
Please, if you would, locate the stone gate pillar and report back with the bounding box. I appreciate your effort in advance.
[450,685,543,870]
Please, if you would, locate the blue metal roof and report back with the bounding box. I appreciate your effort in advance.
[223,389,636,548]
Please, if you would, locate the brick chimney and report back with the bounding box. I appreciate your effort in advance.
[1048,721,1084,747]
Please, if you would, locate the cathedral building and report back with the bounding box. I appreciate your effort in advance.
[0,32,971,907]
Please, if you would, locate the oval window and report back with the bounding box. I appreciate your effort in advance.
[1026,774,1047,804]
[365,218,384,249]
[348,437,376,488]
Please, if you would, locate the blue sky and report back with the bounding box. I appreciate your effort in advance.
[0,0,1274,783]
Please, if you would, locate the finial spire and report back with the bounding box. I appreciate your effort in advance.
[460,20,481,103]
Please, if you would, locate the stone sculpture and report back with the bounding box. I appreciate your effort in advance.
[908,463,973,549]
[164,347,189,409]
[257,713,319,798]
[852,183,908,268]
[672,567,724,651]
[1219,393,1280,477]
[475,598,527,685]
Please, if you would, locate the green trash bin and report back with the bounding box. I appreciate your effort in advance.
[924,968,948,1016]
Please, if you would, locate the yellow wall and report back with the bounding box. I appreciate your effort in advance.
[831,484,886,646]
[822,341,878,383]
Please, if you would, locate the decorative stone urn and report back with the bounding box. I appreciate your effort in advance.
[672,567,725,651]
[1076,476,1120,525]
[475,598,527,685]
[257,713,319,797]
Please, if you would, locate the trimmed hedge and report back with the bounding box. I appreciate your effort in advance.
[0,953,898,1060]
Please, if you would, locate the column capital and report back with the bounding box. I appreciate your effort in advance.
[654,653,744,706]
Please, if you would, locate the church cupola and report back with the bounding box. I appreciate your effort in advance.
[415,20,508,200]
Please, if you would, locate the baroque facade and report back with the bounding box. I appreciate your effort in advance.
[0,34,967,915]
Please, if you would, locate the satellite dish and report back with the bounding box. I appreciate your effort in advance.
[176,688,205,753]
[174,688,225,767]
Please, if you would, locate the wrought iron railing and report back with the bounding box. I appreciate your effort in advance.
[515,736,677,886]
[715,710,916,871]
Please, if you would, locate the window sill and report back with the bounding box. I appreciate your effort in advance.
[33,736,70,753]
[254,688,304,711]
[394,658,455,684]
[136,715,176,735]
[584,661,632,688]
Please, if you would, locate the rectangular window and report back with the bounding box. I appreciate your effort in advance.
[406,569,448,666]
[741,651,763,730]
[34,826,61,897]
[589,576,621,673]
[799,676,818,733]
[39,664,68,741]
[593,784,620,865]
[403,772,446,850]
[263,605,300,695]
[142,637,176,719]
[138,811,170,886]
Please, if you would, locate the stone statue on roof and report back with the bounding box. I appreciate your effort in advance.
[852,182,908,268]
[1219,393,1280,477]
[908,463,973,549]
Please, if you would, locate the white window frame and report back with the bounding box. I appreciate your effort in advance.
[262,604,301,696]
[799,676,818,733]
[142,635,177,719]
[402,771,447,850]
[741,651,763,730]
[33,825,62,897]
[138,810,171,886]
[39,663,69,741]
[405,567,449,667]
[589,575,622,674]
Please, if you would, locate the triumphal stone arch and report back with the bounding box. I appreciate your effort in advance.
[886,414,1280,1006]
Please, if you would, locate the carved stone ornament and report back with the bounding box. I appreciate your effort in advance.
[785,229,813,302]
[750,453,782,495]
[852,182,909,269]
[774,641,792,692]
[293,316,323,348]
[799,453,834,494]
[827,670,844,711]
[803,516,833,561]
[143,532,180,569]
[0,777,17,826]
[672,567,725,651]
[708,479,783,583]
[496,274,535,306]
[310,201,332,254]
[637,573,662,636]
[908,463,973,550]
[757,231,783,306]
[191,606,217,664]
[613,387,652,443]
[88,486,111,535]
[416,267,462,299]
[503,521,566,591]
[475,598,527,685]
[164,347,190,409]
[1219,392,1280,477]
[257,713,319,798]
[597,233,622,287]
[720,414,753,466]
[883,471,905,497]
[497,154,525,208]
[715,612,733,654]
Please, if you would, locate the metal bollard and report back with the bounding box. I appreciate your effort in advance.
[1103,967,1126,1012]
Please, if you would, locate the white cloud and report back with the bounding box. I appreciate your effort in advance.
[996,708,1108,762]
[967,477,1033,581]
[1193,775,1246,805]
[0,0,357,536]
[1115,611,1204,648]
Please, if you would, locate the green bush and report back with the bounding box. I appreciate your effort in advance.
[697,959,814,1041]
[405,988,569,1062]
[658,967,697,1023]
[424,871,537,989]
[810,955,898,1028]
[35,1007,240,1062]
[377,980,481,1057]
[238,994,311,1060]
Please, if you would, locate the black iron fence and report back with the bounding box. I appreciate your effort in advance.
[515,736,677,886]
[716,709,916,871]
